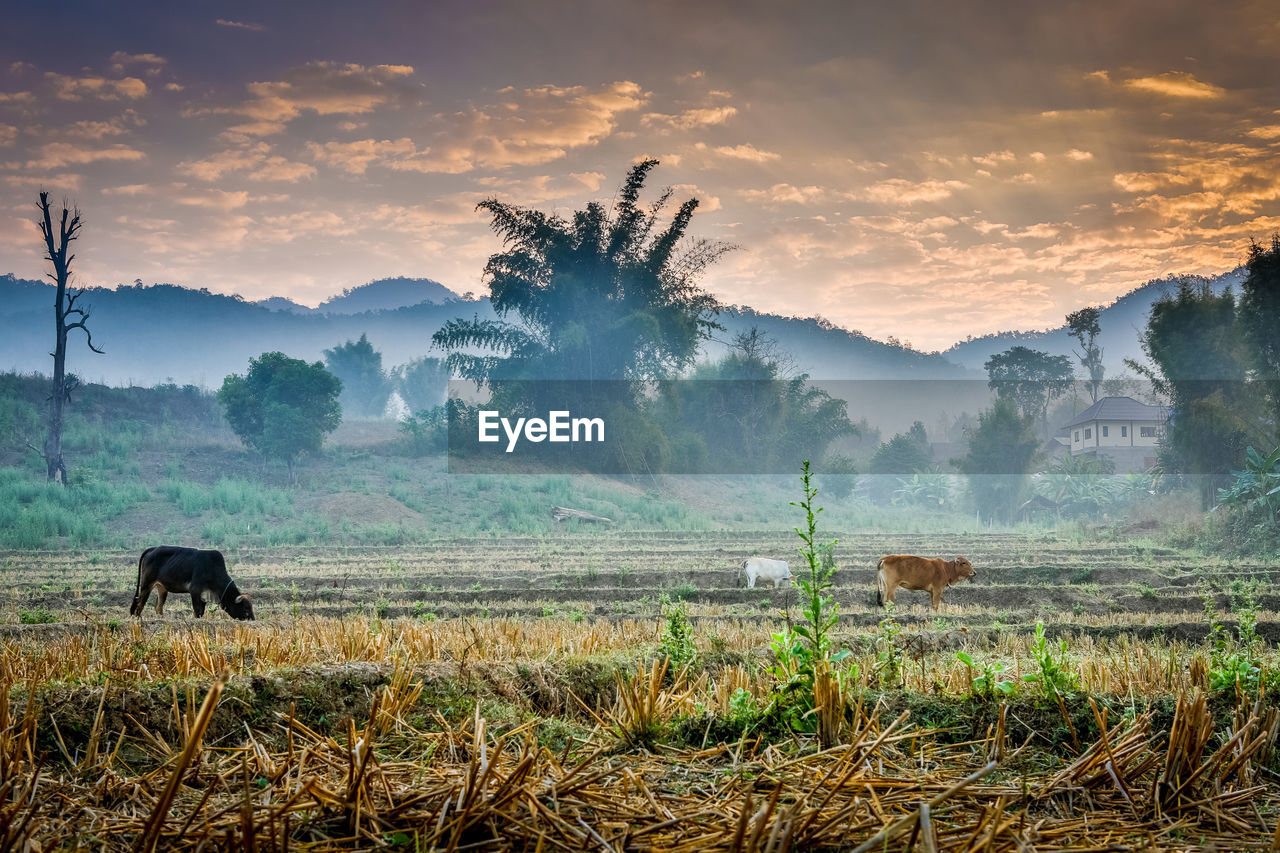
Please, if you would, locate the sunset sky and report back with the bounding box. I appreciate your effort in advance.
[2,0,1278,351]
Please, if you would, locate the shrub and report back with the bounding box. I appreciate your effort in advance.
[659,603,696,666]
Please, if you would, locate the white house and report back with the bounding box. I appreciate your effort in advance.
[1061,396,1168,472]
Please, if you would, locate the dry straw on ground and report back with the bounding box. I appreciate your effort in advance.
[0,657,1278,852]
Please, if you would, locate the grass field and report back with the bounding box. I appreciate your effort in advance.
[1,530,1278,851]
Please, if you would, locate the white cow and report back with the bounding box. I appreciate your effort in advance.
[742,557,793,589]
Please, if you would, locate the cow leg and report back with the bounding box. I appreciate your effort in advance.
[884,585,896,605]
[131,580,154,617]
[930,587,943,610]
[154,583,168,616]
[747,575,756,589]
[191,587,207,618]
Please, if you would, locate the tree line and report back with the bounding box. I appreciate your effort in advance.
[22,168,1280,532]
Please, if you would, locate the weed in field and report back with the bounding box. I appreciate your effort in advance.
[1203,579,1266,694]
[659,603,696,666]
[873,603,904,688]
[19,608,56,625]
[1071,566,1095,584]
[956,650,1016,701]
[769,462,851,731]
[1027,622,1078,699]
[788,460,847,672]
[671,581,697,602]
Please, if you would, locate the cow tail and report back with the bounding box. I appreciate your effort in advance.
[131,548,149,616]
[875,558,885,607]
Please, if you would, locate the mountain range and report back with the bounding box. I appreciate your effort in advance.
[0,267,1246,388]
[942,268,1245,374]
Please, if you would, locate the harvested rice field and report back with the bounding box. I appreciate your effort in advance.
[0,531,1277,851]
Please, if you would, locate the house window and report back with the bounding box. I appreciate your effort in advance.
[1102,426,1109,437]
[1121,426,1128,437]
[1074,431,1079,442]
[1084,428,1092,439]
[1140,426,1156,438]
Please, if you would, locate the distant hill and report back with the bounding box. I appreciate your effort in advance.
[0,276,490,387]
[944,268,1245,374]
[316,277,460,313]
[0,275,971,386]
[708,307,971,379]
[255,296,314,314]
[254,278,460,316]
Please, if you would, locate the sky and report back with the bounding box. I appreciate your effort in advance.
[1,0,1278,351]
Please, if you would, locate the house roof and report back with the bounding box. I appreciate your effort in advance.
[1061,396,1168,429]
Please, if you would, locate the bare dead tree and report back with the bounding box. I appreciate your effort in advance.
[36,190,102,484]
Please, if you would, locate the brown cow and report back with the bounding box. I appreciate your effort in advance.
[876,554,975,610]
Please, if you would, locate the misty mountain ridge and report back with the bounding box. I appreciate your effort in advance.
[0,265,1248,389]
[254,277,462,315]
[0,273,969,386]
[944,267,1246,374]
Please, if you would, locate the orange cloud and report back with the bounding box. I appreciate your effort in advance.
[194,62,419,135]
[171,187,251,210]
[45,72,148,101]
[739,183,827,205]
[25,142,145,169]
[109,52,167,75]
[307,137,417,174]
[705,143,780,162]
[1123,71,1225,99]
[643,105,738,130]
[309,81,645,174]
[858,178,968,205]
[178,142,315,182]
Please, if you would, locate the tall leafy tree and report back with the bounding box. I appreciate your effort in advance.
[1065,307,1104,404]
[36,192,103,484]
[956,397,1039,523]
[324,333,389,418]
[391,356,450,413]
[1126,279,1263,503]
[869,422,933,475]
[660,329,854,472]
[433,159,729,411]
[984,346,1073,438]
[864,421,933,503]
[219,352,342,479]
[1239,234,1280,435]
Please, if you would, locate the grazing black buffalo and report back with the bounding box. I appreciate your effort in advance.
[130,546,255,620]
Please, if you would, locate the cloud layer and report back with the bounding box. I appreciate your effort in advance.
[1,1,1278,349]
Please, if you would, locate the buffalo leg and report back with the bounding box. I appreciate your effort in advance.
[131,581,154,617]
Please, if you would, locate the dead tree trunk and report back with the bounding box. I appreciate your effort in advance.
[37,191,102,484]
[550,505,613,524]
